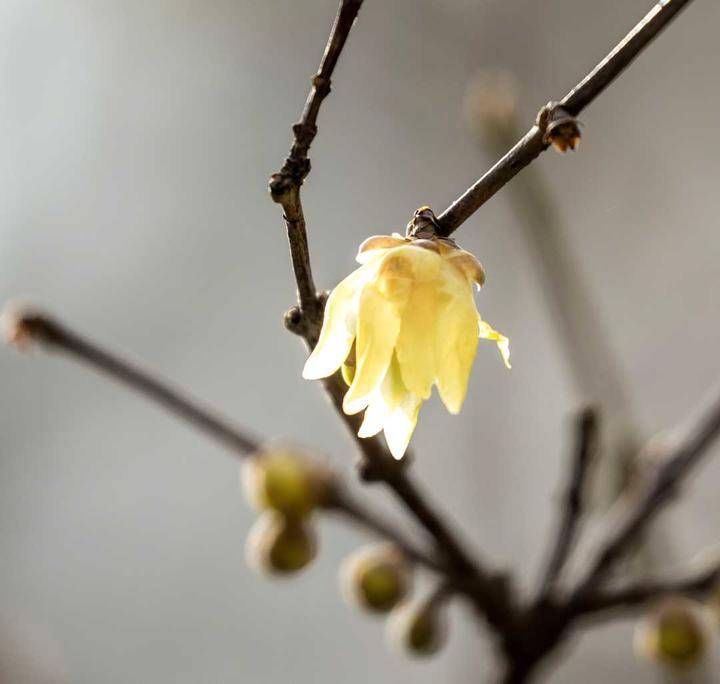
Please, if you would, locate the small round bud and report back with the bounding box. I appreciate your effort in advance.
[634,597,711,672]
[540,104,581,154]
[245,512,317,576]
[241,447,331,519]
[340,544,412,614]
[387,600,447,657]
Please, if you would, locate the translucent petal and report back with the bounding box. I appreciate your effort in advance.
[479,318,511,369]
[395,280,439,399]
[343,283,403,415]
[435,263,479,414]
[302,267,366,380]
[444,250,486,288]
[383,395,422,460]
[356,235,407,264]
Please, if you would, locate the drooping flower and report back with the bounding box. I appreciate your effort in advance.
[302,228,509,459]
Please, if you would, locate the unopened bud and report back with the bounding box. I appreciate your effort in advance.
[387,599,447,657]
[540,104,581,153]
[241,446,331,519]
[340,544,412,614]
[634,597,711,672]
[245,512,317,576]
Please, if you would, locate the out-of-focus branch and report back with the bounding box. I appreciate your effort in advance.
[269,0,364,334]
[572,557,720,617]
[1,307,446,575]
[571,388,720,601]
[537,408,598,597]
[437,0,695,236]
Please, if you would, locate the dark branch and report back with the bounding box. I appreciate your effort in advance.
[5,309,261,455]
[270,0,364,328]
[571,386,720,601]
[537,408,598,597]
[436,0,695,236]
[3,307,450,576]
[270,2,514,630]
[573,557,720,617]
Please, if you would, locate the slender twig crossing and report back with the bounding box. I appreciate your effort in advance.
[436,0,695,236]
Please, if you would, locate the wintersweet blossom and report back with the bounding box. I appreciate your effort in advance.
[303,232,510,459]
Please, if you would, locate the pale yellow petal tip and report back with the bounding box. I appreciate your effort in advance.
[478,319,511,369]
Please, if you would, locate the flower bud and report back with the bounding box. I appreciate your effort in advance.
[245,512,317,576]
[241,447,331,519]
[634,597,711,672]
[340,544,412,614]
[387,600,447,657]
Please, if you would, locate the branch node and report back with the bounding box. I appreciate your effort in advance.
[406,206,442,239]
[538,102,582,153]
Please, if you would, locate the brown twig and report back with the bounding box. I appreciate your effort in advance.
[572,557,720,617]
[269,0,515,631]
[537,408,598,597]
[4,309,261,455]
[269,0,364,331]
[1,307,444,576]
[436,0,695,236]
[570,387,720,603]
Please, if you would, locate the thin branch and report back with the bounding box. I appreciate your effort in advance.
[4,309,260,455]
[570,386,720,602]
[537,408,598,597]
[2,307,450,576]
[270,0,364,329]
[269,1,514,631]
[329,488,447,574]
[436,0,695,236]
[573,558,720,617]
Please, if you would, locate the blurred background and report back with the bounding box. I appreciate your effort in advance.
[1,0,719,681]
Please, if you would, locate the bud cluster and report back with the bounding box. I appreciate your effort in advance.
[241,446,332,576]
[340,543,448,658]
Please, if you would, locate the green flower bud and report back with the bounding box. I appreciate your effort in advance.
[241,446,331,519]
[387,600,447,657]
[634,597,711,672]
[340,544,412,614]
[245,512,317,576]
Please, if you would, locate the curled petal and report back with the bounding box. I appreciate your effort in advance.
[356,235,407,264]
[445,250,486,288]
[479,318,511,369]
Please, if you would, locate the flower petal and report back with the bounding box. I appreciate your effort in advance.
[302,267,365,380]
[435,263,479,414]
[383,394,422,460]
[356,235,408,264]
[479,318,511,369]
[395,280,439,400]
[343,283,404,415]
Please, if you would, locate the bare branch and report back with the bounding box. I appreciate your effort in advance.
[4,308,261,456]
[270,0,364,328]
[269,2,515,631]
[2,306,453,578]
[436,0,695,236]
[537,408,599,597]
[571,387,720,601]
[573,557,720,617]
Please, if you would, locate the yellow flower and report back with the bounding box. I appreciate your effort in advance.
[303,233,509,459]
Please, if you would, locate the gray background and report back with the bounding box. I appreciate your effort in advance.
[1,0,719,682]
